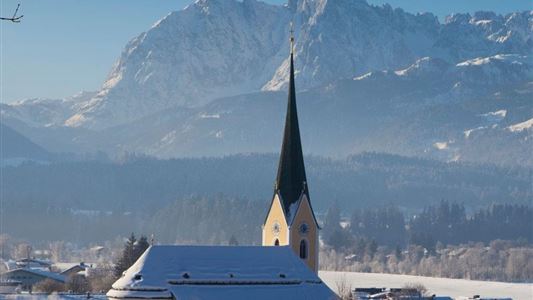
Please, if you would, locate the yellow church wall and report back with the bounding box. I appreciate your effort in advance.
[290,195,318,272]
[262,194,289,246]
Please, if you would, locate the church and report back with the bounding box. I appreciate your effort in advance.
[107,29,334,300]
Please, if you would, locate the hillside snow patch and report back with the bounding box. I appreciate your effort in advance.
[508,118,533,132]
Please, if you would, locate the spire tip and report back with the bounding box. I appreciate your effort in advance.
[289,22,295,55]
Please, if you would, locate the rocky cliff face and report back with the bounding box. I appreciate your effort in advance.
[57,54,530,166]
[60,0,531,128]
[3,0,531,165]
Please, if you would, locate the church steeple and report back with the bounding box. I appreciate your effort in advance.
[275,25,308,215]
[263,24,319,273]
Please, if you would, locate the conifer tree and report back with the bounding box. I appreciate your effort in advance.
[395,245,402,260]
[323,202,342,241]
[114,233,149,278]
[134,235,150,259]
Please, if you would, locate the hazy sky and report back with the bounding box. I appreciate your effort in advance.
[1,0,531,103]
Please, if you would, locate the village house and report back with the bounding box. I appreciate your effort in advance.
[1,258,89,292]
[1,267,65,291]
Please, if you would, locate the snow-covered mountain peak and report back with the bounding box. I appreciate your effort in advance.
[457,54,529,67]
[68,0,291,128]
[10,91,96,107]
[395,57,450,77]
[455,54,532,84]
[3,91,97,128]
[445,13,472,25]
[12,97,57,106]
[352,53,530,86]
[471,11,499,22]
[507,118,533,132]
[61,0,532,129]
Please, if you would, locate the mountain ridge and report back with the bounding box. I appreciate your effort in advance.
[2,0,531,166]
[62,0,533,128]
[0,123,50,164]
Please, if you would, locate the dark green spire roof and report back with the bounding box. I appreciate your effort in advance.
[275,52,309,214]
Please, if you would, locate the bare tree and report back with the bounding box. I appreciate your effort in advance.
[335,275,353,300]
[12,242,32,259]
[33,279,65,293]
[66,274,91,293]
[0,234,10,259]
[49,241,66,262]
[1,4,23,23]
[401,282,430,297]
[88,263,116,293]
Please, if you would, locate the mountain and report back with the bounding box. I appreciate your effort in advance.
[60,0,532,128]
[65,0,292,128]
[2,0,532,166]
[0,91,98,155]
[37,54,527,166]
[0,91,96,128]
[0,123,50,164]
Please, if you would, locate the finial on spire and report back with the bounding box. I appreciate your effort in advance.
[289,22,295,55]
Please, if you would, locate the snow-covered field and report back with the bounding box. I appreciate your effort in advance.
[2,273,531,299]
[1,295,106,300]
[319,271,532,299]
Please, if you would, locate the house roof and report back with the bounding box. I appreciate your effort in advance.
[2,260,17,271]
[16,258,52,266]
[107,245,335,300]
[2,268,66,283]
[57,263,88,276]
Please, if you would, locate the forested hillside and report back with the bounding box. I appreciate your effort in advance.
[2,153,530,243]
[319,202,533,282]
[3,153,530,212]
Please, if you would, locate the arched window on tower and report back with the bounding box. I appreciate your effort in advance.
[274,239,279,246]
[299,240,307,259]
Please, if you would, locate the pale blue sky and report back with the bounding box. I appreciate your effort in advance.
[1,0,531,103]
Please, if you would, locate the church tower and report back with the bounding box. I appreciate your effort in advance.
[262,25,319,273]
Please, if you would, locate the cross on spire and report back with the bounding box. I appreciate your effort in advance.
[290,22,295,54]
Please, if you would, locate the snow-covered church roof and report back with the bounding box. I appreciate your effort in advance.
[107,245,336,300]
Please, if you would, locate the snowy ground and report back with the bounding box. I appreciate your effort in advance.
[319,271,532,299]
[2,274,531,299]
[2,294,106,299]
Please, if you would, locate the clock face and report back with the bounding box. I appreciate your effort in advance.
[272,222,281,236]
[299,223,309,235]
